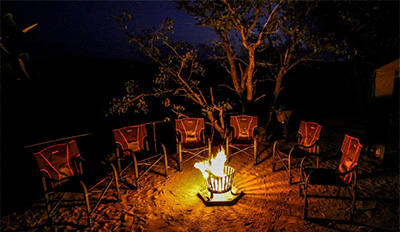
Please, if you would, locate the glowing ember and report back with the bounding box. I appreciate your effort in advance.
[194,148,227,179]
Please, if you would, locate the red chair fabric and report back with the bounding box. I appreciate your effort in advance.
[339,134,363,183]
[34,140,81,187]
[226,115,258,165]
[33,140,120,227]
[113,124,147,154]
[298,121,322,153]
[300,134,363,221]
[113,123,168,188]
[175,117,211,171]
[272,121,322,184]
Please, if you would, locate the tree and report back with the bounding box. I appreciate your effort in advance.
[314,1,399,116]
[178,0,281,114]
[1,13,38,81]
[110,10,232,137]
[109,1,336,140]
[178,0,333,134]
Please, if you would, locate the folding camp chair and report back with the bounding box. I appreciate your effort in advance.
[225,115,258,165]
[272,121,322,184]
[175,117,211,171]
[113,123,168,189]
[300,134,363,221]
[33,140,120,227]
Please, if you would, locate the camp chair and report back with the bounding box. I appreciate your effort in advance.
[33,140,120,227]
[225,115,258,165]
[300,134,363,221]
[113,123,168,188]
[175,117,211,171]
[272,121,322,184]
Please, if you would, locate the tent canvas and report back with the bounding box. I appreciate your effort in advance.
[369,58,399,161]
[373,58,399,98]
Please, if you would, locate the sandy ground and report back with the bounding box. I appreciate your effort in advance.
[1,117,399,232]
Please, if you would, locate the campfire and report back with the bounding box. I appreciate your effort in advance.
[194,147,243,206]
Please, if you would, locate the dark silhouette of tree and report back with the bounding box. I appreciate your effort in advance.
[108,0,398,140]
[110,11,231,136]
[178,0,335,133]
[314,1,399,116]
[1,13,38,82]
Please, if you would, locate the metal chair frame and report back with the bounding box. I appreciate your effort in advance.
[113,123,168,188]
[300,134,363,221]
[33,140,120,227]
[175,117,211,171]
[272,121,322,184]
[225,115,258,165]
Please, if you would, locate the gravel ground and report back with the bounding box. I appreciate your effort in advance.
[1,116,399,232]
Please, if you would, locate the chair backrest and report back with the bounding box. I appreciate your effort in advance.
[175,117,205,144]
[113,124,147,153]
[338,134,363,183]
[33,140,81,182]
[298,121,322,153]
[230,115,258,141]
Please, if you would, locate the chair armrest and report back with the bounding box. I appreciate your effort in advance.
[226,126,234,139]
[272,140,279,157]
[253,128,259,140]
[76,156,85,175]
[40,172,77,185]
[294,140,319,149]
[299,155,320,172]
[175,130,182,143]
[337,165,358,176]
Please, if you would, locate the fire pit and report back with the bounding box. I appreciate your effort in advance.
[207,165,234,194]
[195,148,244,206]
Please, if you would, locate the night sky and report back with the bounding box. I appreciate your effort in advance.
[2,1,216,60]
[1,1,219,215]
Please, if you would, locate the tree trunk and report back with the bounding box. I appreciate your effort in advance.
[206,111,227,139]
[240,49,256,115]
[263,72,284,141]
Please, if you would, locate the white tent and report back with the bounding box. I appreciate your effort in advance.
[373,58,399,98]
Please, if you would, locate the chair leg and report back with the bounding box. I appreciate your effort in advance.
[272,141,277,172]
[288,158,292,185]
[41,177,52,223]
[132,154,139,188]
[178,144,182,171]
[79,180,92,227]
[253,140,257,166]
[299,184,303,197]
[303,182,308,220]
[350,187,356,221]
[109,163,121,202]
[116,148,123,182]
[44,192,53,224]
[162,144,169,176]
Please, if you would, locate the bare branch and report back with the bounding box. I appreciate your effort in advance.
[255,0,282,47]
[217,84,237,93]
[254,94,266,103]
